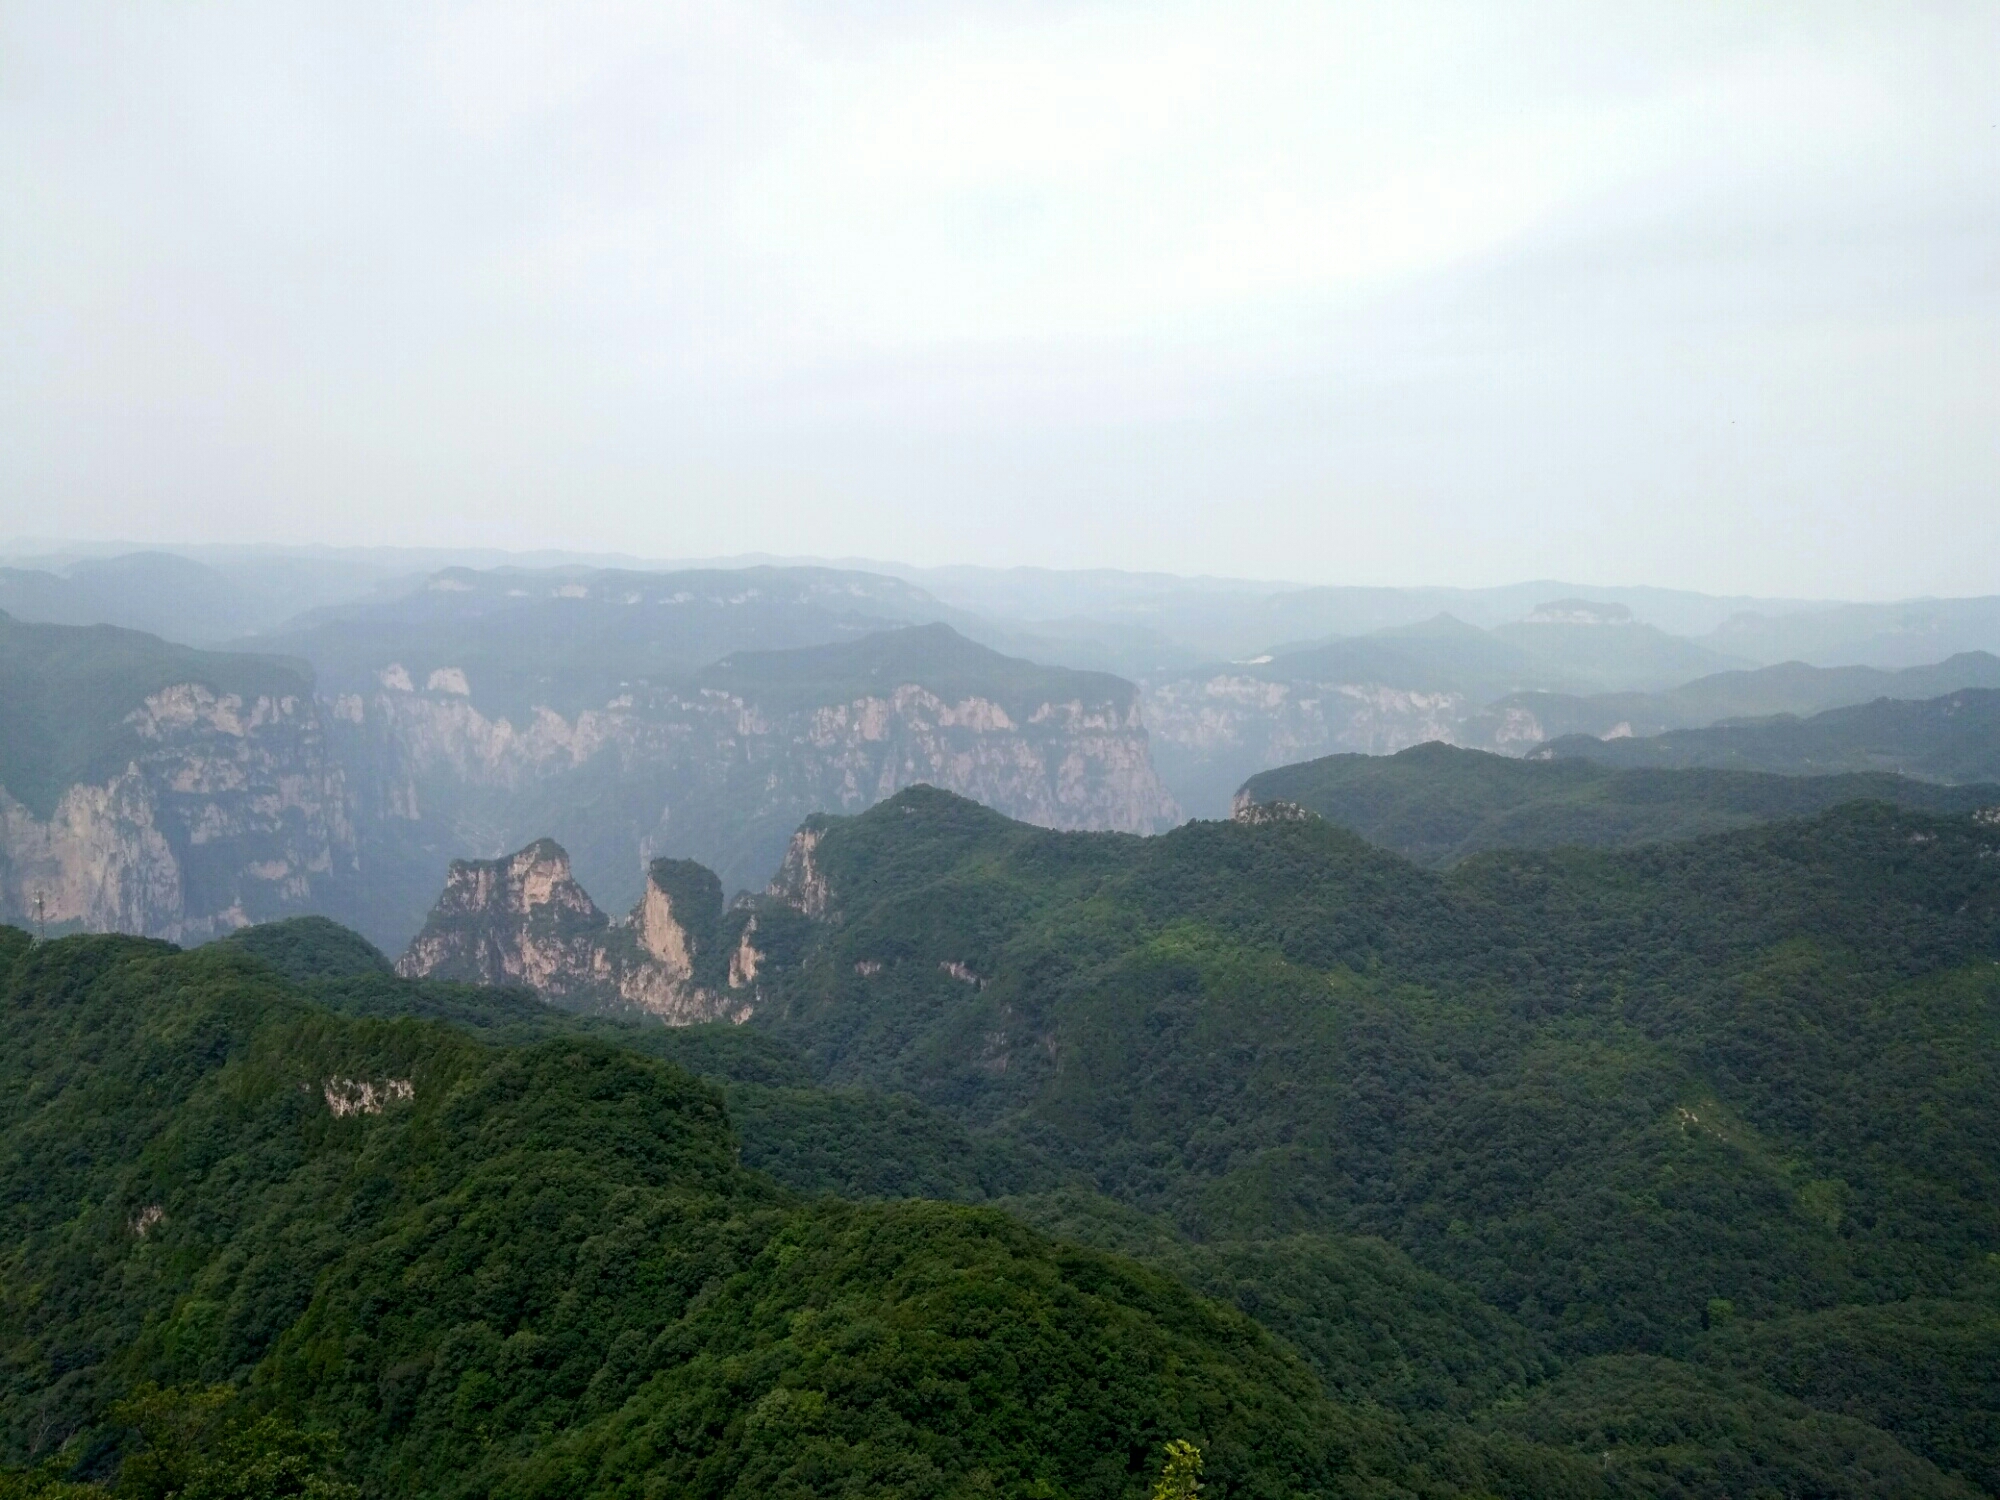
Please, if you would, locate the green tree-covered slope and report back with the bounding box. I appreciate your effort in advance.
[9,780,2000,1496]
[735,787,2000,1490]
[0,935,1458,1498]
[1235,740,1999,865]
[1541,687,2000,781]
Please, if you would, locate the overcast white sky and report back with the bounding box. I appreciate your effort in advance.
[2,1,1996,596]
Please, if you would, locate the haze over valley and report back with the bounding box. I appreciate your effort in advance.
[7,543,2000,952]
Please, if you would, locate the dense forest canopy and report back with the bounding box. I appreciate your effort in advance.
[5,784,1999,1496]
[738,788,2000,1490]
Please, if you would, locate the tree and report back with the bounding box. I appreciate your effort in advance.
[111,1387,357,1500]
[1150,1440,1201,1500]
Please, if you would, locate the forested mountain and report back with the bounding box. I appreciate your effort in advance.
[1544,688,2000,781]
[9,774,2000,1495]
[1236,741,2000,865]
[228,781,2000,1495]
[0,932,1403,1499]
[724,788,2000,1492]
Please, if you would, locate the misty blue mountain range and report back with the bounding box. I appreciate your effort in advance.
[5,544,2000,950]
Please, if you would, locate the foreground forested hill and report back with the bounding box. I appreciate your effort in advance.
[6,782,2000,1497]
[0,931,1459,1499]
[737,788,2000,1492]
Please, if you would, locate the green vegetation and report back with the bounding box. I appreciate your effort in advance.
[1150,1439,1201,1500]
[739,786,2000,1491]
[1695,1298,2000,1494]
[8,778,2000,1496]
[1546,686,2000,781]
[1238,740,2000,865]
[214,919,391,985]
[995,1189,1555,1420]
[1477,1355,1982,1498]
[1,935,1443,1498]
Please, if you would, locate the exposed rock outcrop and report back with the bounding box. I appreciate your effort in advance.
[0,679,356,942]
[331,623,1180,909]
[1229,795,1318,825]
[769,826,830,917]
[395,840,749,1024]
[2,607,1179,949]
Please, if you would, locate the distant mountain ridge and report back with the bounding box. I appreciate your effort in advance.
[1144,605,1752,815]
[1235,740,2000,866]
[11,550,2000,941]
[1472,652,2000,745]
[1540,687,2000,782]
[1144,626,2000,816]
[0,550,397,643]
[1703,596,2000,669]
[253,563,968,719]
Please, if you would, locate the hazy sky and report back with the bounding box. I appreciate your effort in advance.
[3,1,1996,596]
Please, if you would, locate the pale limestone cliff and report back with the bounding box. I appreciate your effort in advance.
[335,662,1179,902]
[350,677,1173,829]
[1229,795,1318,825]
[0,684,355,941]
[727,918,761,989]
[0,772,181,937]
[769,827,829,917]
[395,840,746,1024]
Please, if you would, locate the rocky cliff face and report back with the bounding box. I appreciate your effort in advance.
[334,624,1180,917]
[768,825,830,917]
[0,681,356,942]
[395,840,751,1024]
[2,608,1178,951]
